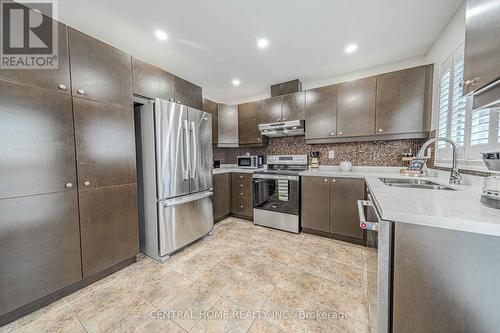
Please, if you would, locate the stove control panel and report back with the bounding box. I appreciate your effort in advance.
[267,155,308,165]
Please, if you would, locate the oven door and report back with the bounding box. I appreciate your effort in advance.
[253,174,300,215]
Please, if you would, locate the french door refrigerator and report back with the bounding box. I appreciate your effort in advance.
[136,98,213,261]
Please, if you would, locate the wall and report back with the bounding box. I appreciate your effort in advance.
[425,2,466,130]
[214,136,426,167]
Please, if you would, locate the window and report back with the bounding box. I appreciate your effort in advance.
[436,43,500,170]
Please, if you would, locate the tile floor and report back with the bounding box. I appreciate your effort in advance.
[1,217,378,333]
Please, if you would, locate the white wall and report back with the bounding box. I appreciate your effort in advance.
[425,2,466,129]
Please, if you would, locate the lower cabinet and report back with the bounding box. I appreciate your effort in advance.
[213,173,231,221]
[231,173,253,219]
[301,176,366,244]
[0,191,82,316]
[79,184,139,277]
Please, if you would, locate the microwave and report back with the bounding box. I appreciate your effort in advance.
[237,155,264,169]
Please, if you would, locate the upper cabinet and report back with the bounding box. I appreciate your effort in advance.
[375,65,429,135]
[0,21,71,94]
[132,57,174,100]
[203,99,218,145]
[337,76,376,137]
[282,92,306,121]
[174,76,202,109]
[305,85,338,140]
[68,28,132,108]
[238,100,263,145]
[218,104,239,147]
[261,96,283,123]
[463,0,500,96]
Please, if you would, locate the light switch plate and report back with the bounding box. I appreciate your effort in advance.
[328,150,335,159]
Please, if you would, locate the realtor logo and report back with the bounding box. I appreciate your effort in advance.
[1,0,58,69]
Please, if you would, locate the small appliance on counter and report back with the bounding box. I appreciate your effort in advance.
[481,151,500,209]
[213,160,220,169]
[237,154,264,169]
[340,161,353,172]
[309,152,320,169]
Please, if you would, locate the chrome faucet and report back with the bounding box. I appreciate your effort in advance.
[417,138,462,185]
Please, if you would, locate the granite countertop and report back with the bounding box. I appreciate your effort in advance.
[213,164,265,174]
[300,167,500,237]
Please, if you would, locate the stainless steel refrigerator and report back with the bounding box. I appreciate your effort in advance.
[135,98,213,261]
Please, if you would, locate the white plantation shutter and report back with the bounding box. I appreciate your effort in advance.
[470,108,490,145]
[450,55,466,147]
[437,57,452,151]
[498,109,500,143]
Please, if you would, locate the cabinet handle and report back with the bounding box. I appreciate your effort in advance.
[240,176,243,179]
[257,138,261,141]
[277,118,281,122]
[336,131,341,135]
[240,184,243,187]
[240,193,243,196]
[378,128,383,133]
[240,205,244,209]
[58,84,67,90]
[177,100,181,104]
[77,89,85,95]
[332,179,336,183]
[324,179,328,182]
[283,117,286,121]
[461,78,479,87]
[84,181,91,187]
[65,182,73,189]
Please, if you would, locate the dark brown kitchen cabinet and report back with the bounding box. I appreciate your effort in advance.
[330,178,366,243]
[375,66,428,135]
[213,173,231,221]
[217,104,239,147]
[0,191,82,315]
[305,85,338,140]
[68,28,132,108]
[203,98,218,144]
[337,76,376,137]
[261,96,283,123]
[0,21,70,94]
[231,173,253,219]
[79,184,139,277]
[0,81,77,200]
[282,92,305,121]
[301,176,366,245]
[238,100,263,145]
[174,76,202,109]
[73,98,137,189]
[132,57,174,100]
[301,176,331,233]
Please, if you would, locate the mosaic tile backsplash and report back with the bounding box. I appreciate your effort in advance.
[213,136,427,167]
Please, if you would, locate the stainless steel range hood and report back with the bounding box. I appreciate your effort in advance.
[258,120,305,137]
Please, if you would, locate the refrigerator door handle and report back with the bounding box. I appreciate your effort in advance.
[183,119,190,180]
[190,121,197,179]
[161,191,213,207]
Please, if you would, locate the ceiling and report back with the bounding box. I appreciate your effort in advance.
[59,0,463,103]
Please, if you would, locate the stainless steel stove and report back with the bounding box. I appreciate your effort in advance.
[253,155,308,233]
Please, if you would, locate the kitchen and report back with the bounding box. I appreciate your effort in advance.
[1,0,500,332]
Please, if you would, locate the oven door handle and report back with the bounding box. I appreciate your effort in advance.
[358,200,379,232]
[253,174,299,181]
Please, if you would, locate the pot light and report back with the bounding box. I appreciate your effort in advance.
[155,30,168,41]
[345,43,358,54]
[257,38,269,49]
[232,79,241,86]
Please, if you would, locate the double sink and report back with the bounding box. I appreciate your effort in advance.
[379,178,455,191]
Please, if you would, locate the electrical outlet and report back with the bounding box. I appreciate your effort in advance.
[328,150,335,159]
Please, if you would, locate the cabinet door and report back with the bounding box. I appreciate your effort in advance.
[376,66,427,135]
[301,176,331,233]
[68,28,132,108]
[282,92,305,121]
[0,81,76,200]
[218,104,239,146]
[79,184,139,277]
[305,85,338,140]
[238,100,262,145]
[213,173,231,221]
[330,178,366,241]
[174,76,202,109]
[203,98,218,144]
[261,96,283,123]
[463,0,500,95]
[132,57,174,100]
[0,21,70,94]
[0,191,81,315]
[231,173,253,218]
[73,98,136,189]
[337,77,376,137]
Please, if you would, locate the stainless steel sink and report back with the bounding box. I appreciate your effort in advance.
[379,178,456,191]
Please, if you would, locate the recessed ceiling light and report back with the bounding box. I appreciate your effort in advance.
[232,79,241,86]
[345,44,358,54]
[257,38,270,49]
[155,30,168,41]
